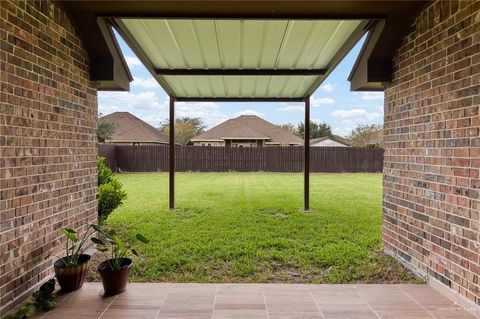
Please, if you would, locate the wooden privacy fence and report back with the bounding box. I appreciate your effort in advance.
[98,144,383,173]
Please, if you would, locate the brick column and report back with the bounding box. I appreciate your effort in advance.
[0,0,98,313]
[383,0,480,304]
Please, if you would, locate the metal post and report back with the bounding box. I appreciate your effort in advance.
[304,97,310,212]
[169,96,175,210]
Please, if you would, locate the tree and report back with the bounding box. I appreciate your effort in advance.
[348,124,383,147]
[278,123,298,136]
[97,120,115,143]
[297,121,332,139]
[160,116,207,145]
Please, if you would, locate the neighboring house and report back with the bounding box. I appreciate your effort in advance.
[191,115,303,147]
[99,112,168,145]
[310,136,351,147]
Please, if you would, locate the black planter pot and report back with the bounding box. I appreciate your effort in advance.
[98,258,132,296]
[54,254,91,292]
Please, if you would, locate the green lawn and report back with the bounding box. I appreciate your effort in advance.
[102,172,419,284]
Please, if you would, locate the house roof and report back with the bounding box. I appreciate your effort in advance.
[192,115,303,144]
[99,112,169,144]
[310,136,350,146]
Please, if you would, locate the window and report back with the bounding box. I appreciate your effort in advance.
[207,143,211,146]
[201,143,205,146]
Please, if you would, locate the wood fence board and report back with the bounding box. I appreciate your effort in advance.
[98,145,383,173]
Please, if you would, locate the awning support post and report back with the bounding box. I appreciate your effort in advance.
[304,97,310,212]
[169,96,175,210]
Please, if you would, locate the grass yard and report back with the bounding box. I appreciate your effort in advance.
[96,172,420,284]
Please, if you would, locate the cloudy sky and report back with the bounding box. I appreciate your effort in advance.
[98,34,384,137]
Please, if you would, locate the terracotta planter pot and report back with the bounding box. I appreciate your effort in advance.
[54,254,91,292]
[98,258,132,296]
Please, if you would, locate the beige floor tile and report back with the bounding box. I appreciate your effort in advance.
[215,293,265,304]
[400,285,455,308]
[374,309,432,319]
[265,295,319,313]
[169,283,218,294]
[320,304,378,319]
[160,293,214,316]
[356,286,422,310]
[58,290,116,310]
[430,308,479,319]
[268,312,323,319]
[215,302,266,310]
[110,291,167,309]
[156,315,212,319]
[100,308,159,319]
[43,308,104,319]
[160,305,213,315]
[264,285,312,296]
[311,287,363,306]
[216,284,267,295]
[213,309,268,319]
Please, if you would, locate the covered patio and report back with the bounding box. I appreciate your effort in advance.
[1,0,479,317]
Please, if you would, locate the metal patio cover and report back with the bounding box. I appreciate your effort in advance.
[115,18,366,100]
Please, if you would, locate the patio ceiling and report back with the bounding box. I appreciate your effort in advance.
[114,18,366,99]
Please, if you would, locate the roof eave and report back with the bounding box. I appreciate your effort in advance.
[57,1,133,91]
[191,139,224,142]
[348,2,427,91]
[220,137,270,140]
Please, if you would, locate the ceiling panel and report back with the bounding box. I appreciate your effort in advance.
[120,18,364,98]
[162,75,317,98]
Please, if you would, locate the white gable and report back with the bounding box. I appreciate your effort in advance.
[311,138,349,147]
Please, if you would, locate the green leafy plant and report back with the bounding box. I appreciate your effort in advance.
[32,279,56,311]
[91,224,149,271]
[4,279,56,319]
[98,156,114,186]
[58,227,95,268]
[97,157,126,223]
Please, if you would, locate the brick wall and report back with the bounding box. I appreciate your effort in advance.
[383,0,480,304]
[0,0,98,313]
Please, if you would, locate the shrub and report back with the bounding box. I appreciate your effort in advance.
[98,157,126,223]
[98,157,114,186]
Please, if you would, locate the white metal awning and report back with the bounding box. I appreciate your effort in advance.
[115,18,366,100]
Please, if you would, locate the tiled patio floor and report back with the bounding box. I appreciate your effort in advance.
[35,283,479,319]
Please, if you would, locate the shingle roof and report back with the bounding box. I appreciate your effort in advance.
[99,112,168,144]
[192,115,303,145]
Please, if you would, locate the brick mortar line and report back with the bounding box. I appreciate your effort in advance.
[383,232,479,286]
[1,177,97,193]
[383,219,479,254]
[0,206,97,250]
[1,202,97,228]
[383,197,475,218]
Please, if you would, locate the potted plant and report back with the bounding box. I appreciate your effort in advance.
[91,225,148,296]
[54,227,94,292]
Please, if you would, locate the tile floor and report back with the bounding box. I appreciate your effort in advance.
[35,283,479,319]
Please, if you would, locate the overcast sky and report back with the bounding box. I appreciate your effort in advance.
[98,34,384,137]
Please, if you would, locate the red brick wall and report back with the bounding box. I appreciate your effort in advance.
[0,0,98,313]
[383,0,480,304]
